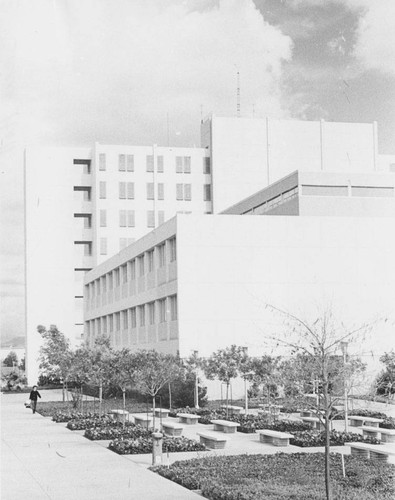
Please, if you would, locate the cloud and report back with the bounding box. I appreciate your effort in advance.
[0,0,293,149]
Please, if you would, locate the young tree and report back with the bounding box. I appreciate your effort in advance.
[2,351,18,367]
[108,349,137,425]
[133,350,182,429]
[38,325,74,401]
[247,355,280,418]
[203,345,248,417]
[184,351,203,409]
[266,304,373,500]
[374,350,395,402]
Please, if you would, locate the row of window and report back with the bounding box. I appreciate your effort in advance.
[100,209,165,230]
[98,182,212,201]
[86,295,178,337]
[87,237,177,297]
[97,153,211,174]
[243,187,298,215]
[301,185,394,197]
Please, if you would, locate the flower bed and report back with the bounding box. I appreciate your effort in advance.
[380,417,395,429]
[109,436,206,455]
[85,423,148,440]
[290,429,381,447]
[66,415,114,430]
[151,452,395,499]
[52,411,101,423]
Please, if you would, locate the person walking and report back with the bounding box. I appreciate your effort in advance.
[29,385,41,414]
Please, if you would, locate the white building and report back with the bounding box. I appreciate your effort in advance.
[24,116,394,383]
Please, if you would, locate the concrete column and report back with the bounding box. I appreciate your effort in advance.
[152,432,163,465]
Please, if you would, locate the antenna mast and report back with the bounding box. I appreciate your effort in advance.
[237,71,240,117]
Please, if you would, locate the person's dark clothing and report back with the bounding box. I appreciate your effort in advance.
[29,390,41,413]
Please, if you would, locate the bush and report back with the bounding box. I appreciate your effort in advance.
[52,411,100,423]
[109,436,206,454]
[66,415,114,430]
[85,423,148,440]
[151,453,395,499]
[380,417,395,429]
[157,371,208,409]
[290,429,381,447]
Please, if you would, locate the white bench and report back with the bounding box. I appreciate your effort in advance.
[197,432,228,449]
[349,416,383,428]
[300,409,313,418]
[162,421,184,437]
[347,442,395,463]
[300,416,325,430]
[211,419,240,434]
[152,408,170,418]
[256,429,294,447]
[109,409,130,422]
[177,413,200,425]
[361,426,395,443]
[132,414,152,428]
[220,405,243,415]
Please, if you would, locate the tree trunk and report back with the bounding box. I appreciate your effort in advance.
[323,380,331,500]
[168,382,172,410]
[122,388,126,428]
[195,373,199,409]
[226,382,229,419]
[62,381,65,402]
[99,381,103,416]
[152,395,156,430]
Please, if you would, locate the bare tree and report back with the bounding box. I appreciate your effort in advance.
[266,304,374,500]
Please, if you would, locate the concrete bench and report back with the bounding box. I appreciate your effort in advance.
[162,421,184,437]
[197,432,228,449]
[349,416,383,428]
[177,413,200,425]
[211,419,240,434]
[256,429,294,447]
[132,414,152,429]
[220,405,243,415]
[347,442,395,463]
[109,409,130,422]
[300,416,325,430]
[152,408,170,418]
[300,409,313,418]
[361,426,395,443]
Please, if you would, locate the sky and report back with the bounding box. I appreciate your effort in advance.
[1,0,394,344]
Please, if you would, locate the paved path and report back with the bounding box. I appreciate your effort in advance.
[1,391,198,500]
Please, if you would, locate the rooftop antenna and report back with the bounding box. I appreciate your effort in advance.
[237,70,241,117]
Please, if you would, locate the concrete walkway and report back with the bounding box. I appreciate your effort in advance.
[1,391,199,500]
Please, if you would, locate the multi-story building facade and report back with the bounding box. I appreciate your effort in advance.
[24,115,394,382]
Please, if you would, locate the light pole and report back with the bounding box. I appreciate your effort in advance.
[193,350,199,409]
[340,341,349,432]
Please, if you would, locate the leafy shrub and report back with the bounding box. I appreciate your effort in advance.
[52,411,102,423]
[349,409,388,420]
[380,417,395,429]
[290,429,381,447]
[109,436,206,454]
[66,415,114,430]
[85,423,150,440]
[152,453,395,499]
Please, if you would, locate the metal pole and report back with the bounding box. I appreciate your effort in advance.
[341,342,349,432]
[244,377,248,415]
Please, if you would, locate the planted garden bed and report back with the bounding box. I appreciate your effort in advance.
[151,452,395,500]
[85,423,149,441]
[290,429,381,447]
[66,415,115,430]
[109,436,206,455]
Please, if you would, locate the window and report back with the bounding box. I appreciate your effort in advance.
[139,305,145,327]
[176,183,183,200]
[158,243,166,267]
[176,156,191,173]
[119,154,126,171]
[127,182,134,199]
[97,318,101,335]
[147,210,155,228]
[302,185,348,196]
[74,186,91,201]
[99,153,106,171]
[127,155,134,172]
[169,237,176,262]
[203,157,211,174]
[204,184,211,201]
[146,155,154,172]
[127,210,135,227]
[100,238,107,255]
[121,264,128,283]
[74,159,91,174]
[157,183,164,200]
[99,181,106,199]
[129,259,136,280]
[109,314,114,332]
[158,210,164,226]
[157,155,164,173]
[147,182,154,200]
[101,275,107,292]
[169,295,178,320]
[102,316,107,334]
[122,310,128,329]
[148,302,155,325]
[100,210,107,227]
[95,279,101,296]
[74,241,92,256]
[184,184,191,201]
[138,255,145,276]
[108,272,113,290]
[147,249,154,272]
[115,312,121,330]
[158,298,166,323]
[114,268,120,287]
[119,210,127,227]
[351,186,394,197]
[119,182,126,199]
[74,213,91,228]
[130,308,137,328]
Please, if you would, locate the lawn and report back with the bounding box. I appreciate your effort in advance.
[151,452,395,500]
